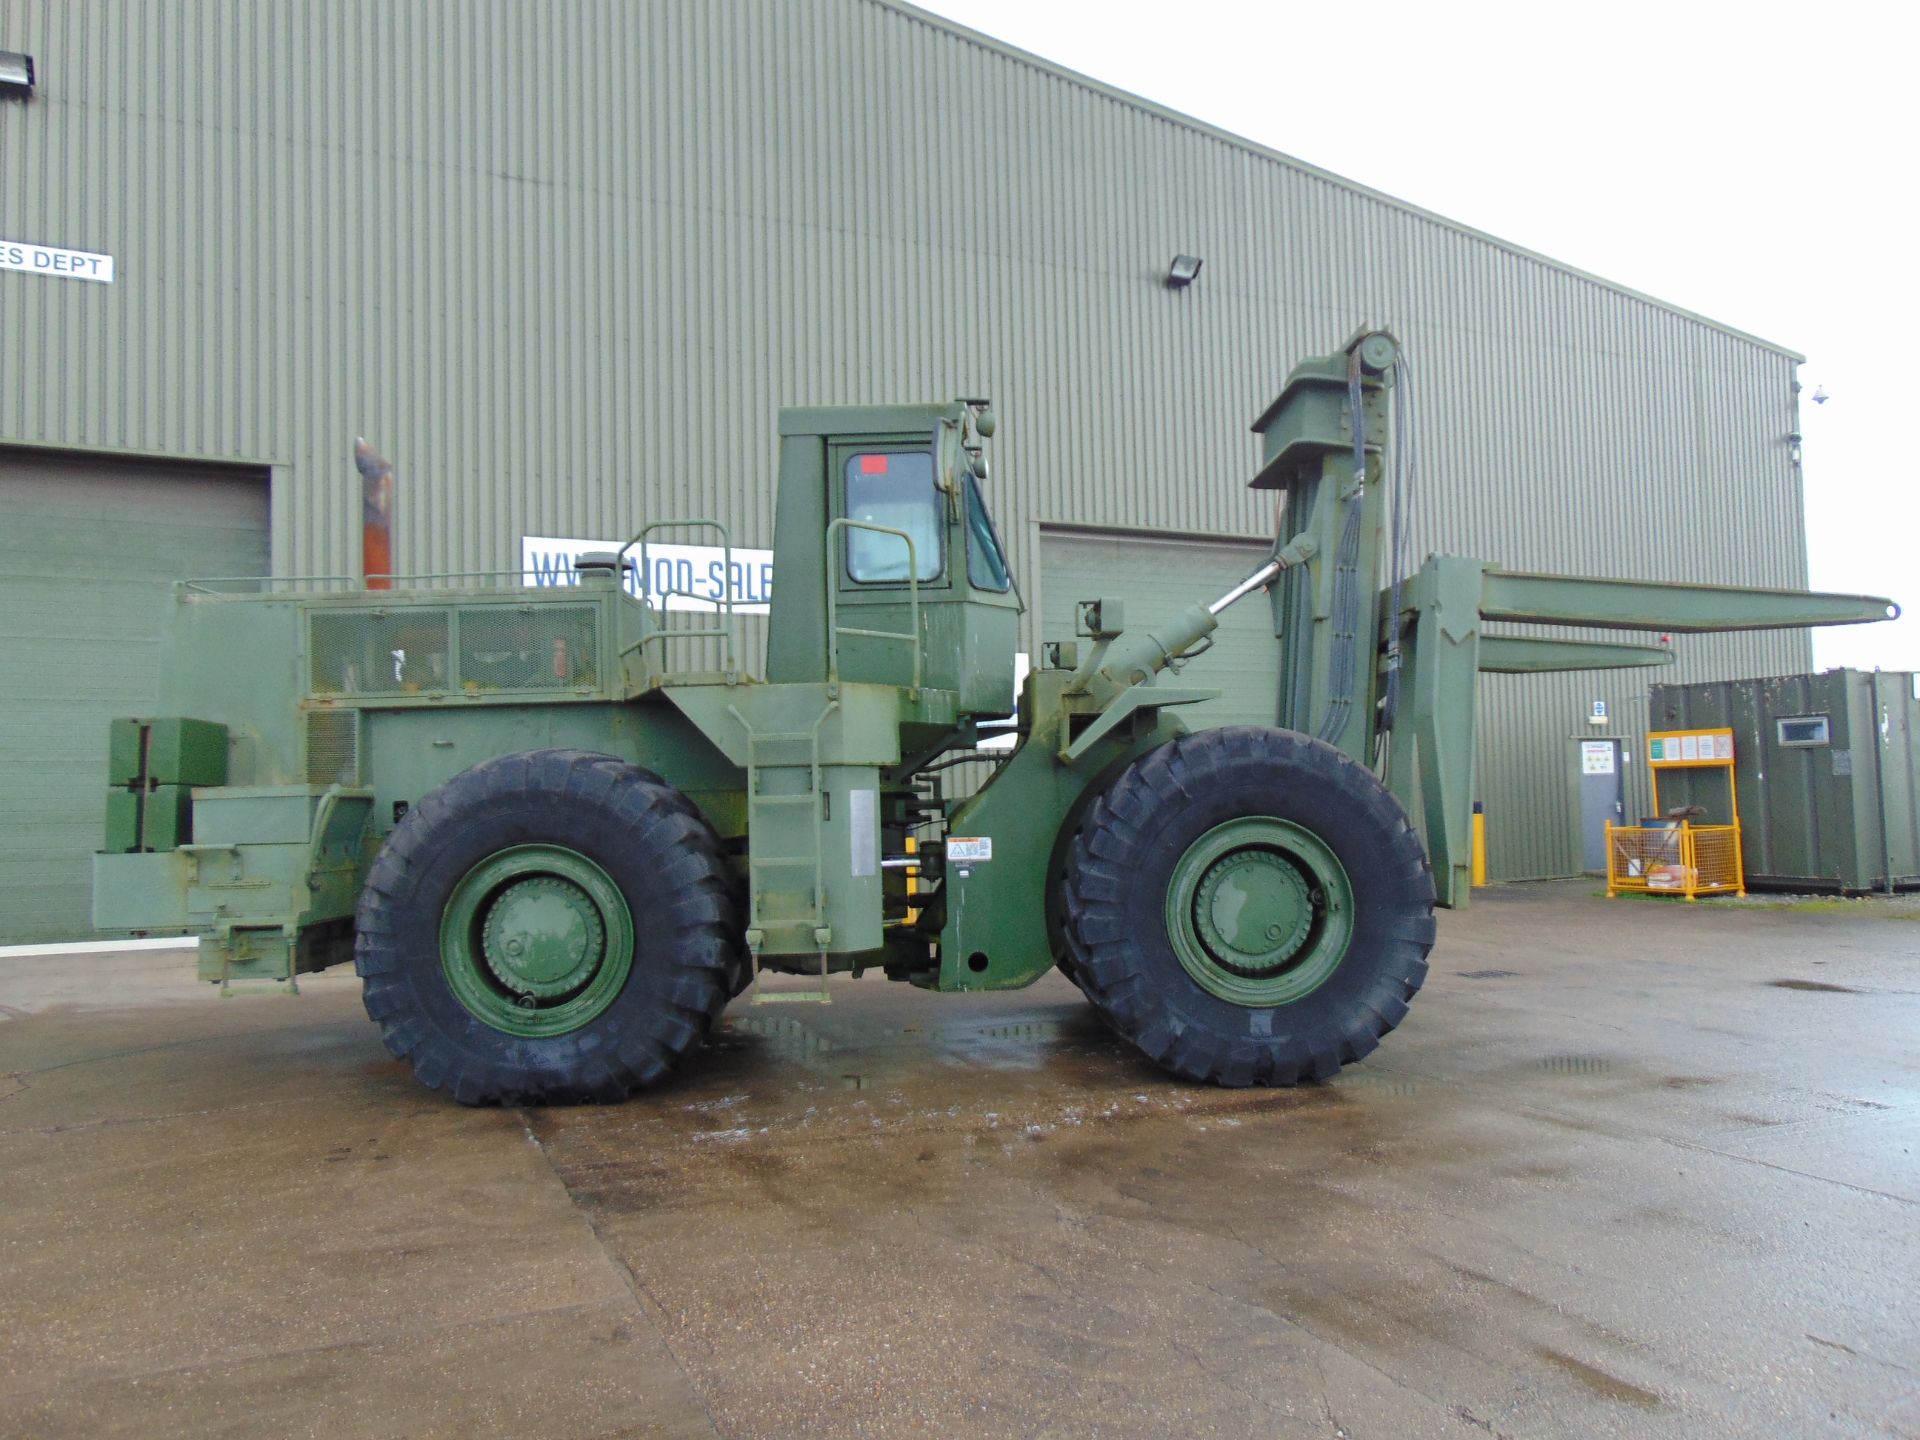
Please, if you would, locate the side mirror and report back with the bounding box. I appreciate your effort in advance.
[1076,598,1125,640]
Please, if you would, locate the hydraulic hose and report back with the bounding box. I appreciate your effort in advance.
[1314,351,1368,744]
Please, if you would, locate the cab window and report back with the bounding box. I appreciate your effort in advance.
[963,474,1010,592]
[845,452,943,582]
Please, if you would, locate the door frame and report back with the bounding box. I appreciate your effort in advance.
[1571,734,1628,874]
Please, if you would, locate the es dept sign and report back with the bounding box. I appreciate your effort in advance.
[0,239,115,283]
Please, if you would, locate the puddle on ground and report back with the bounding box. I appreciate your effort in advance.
[726,1014,836,1054]
[1535,1346,1664,1410]
[1333,1070,1420,1098]
[1768,979,1861,994]
[975,1021,1066,1044]
[1536,1055,1611,1076]
[1456,969,1520,980]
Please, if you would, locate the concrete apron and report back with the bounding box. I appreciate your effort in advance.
[2,881,1916,1438]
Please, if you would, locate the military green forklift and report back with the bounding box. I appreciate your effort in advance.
[93,330,1896,1103]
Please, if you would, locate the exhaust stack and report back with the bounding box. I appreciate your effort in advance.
[355,437,394,590]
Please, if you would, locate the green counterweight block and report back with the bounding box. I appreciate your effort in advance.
[104,718,226,852]
[142,785,194,850]
[107,719,145,788]
[150,718,229,786]
[104,788,142,854]
[104,783,195,852]
[108,717,229,788]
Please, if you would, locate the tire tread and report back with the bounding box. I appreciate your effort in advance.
[1061,725,1434,1087]
[355,749,742,1105]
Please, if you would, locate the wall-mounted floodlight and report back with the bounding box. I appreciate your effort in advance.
[0,51,34,98]
[1166,254,1203,289]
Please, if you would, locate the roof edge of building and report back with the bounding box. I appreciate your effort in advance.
[878,0,1804,364]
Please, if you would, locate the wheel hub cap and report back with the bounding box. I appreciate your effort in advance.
[1163,818,1356,1007]
[481,875,605,998]
[1193,848,1316,976]
[439,844,635,1038]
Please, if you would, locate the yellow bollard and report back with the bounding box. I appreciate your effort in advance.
[904,834,919,925]
[1471,801,1488,888]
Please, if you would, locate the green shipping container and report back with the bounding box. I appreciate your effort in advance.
[1651,671,1920,893]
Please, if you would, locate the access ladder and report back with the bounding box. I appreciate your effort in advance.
[732,701,838,1003]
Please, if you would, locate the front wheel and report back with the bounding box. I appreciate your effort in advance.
[355,750,741,1104]
[1060,726,1435,1086]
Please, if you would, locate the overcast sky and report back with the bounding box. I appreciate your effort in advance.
[918,0,1917,674]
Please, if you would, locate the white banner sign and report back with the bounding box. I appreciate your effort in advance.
[1581,740,1616,775]
[522,534,773,614]
[0,239,115,283]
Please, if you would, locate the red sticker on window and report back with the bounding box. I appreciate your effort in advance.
[858,454,889,474]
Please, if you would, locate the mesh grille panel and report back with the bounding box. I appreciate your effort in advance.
[1689,827,1742,890]
[307,602,603,696]
[306,709,360,785]
[458,605,599,691]
[1608,823,1742,896]
[310,609,451,694]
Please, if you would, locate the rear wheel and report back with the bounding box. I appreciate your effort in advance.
[355,749,741,1104]
[1061,726,1434,1086]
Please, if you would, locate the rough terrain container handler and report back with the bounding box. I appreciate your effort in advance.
[93,331,1897,1103]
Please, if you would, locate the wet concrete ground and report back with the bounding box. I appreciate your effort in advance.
[3,881,1917,1438]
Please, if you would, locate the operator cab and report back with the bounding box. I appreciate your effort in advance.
[765,399,1020,718]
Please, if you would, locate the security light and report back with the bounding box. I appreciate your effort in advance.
[0,52,34,97]
[1166,254,1202,289]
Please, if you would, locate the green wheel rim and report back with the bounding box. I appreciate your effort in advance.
[1163,818,1355,1006]
[440,844,634,1037]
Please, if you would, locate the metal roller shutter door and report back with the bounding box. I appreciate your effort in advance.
[1038,529,1276,730]
[0,450,269,943]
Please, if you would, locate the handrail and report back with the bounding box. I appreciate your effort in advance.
[619,519,739,680]
[824,518,922,694]
[179,569,570,596]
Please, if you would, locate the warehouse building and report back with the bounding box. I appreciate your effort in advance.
[0,0,1813,941]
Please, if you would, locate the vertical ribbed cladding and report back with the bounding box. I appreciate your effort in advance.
[0,0,1817,878]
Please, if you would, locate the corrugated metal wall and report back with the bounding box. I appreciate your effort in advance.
[0,0,1811,880]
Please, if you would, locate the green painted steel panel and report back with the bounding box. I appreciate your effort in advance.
[140,784,195,852]
[0,450,266,941]
[102,788,141,854]
[139,718,231,787]
[1040,530,1275,730]
[106,719,143,787]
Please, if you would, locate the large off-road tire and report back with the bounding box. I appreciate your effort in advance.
[1061,726,1435,1086]
[355,749,742,1105]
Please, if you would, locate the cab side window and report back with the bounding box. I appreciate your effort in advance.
[963,474,1010,592]
[845,452,943,582]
